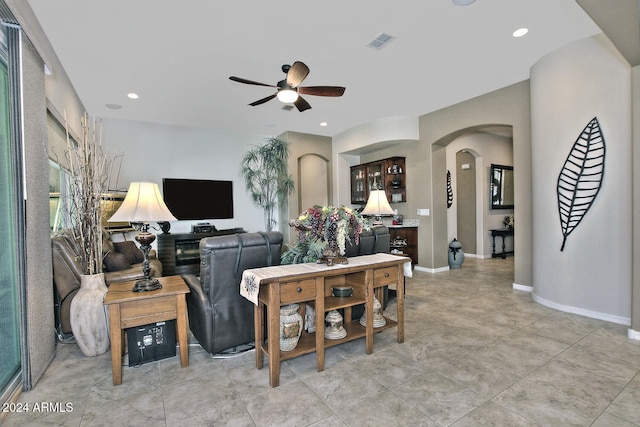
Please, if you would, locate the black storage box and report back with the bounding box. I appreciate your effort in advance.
[127,320,176,366]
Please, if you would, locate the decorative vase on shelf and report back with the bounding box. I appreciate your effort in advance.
[359,296,386,328]
[325,310,347,339]
[279,304,303,351]
[70,273,110,356]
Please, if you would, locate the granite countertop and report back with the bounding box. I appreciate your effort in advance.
[382,218,419,228]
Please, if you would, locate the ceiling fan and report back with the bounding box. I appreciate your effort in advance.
[229,61,345,112]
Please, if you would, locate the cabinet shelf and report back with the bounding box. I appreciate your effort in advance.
[389,227,418,264]
[265,316,398,362]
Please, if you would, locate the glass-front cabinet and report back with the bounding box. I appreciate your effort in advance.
[350,157,406,205]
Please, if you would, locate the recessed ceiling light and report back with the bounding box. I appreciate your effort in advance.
[452,0,476,5]
[127,92,139,99]
[105,104,122,109]
[320,122,328,127]
[513,28,529,38]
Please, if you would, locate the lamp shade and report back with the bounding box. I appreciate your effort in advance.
[361,190,395,216]
[108,182,177,223]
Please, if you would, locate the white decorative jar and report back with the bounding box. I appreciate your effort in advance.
[279,304,303,351]
[359,296,387,328]
[325,310,347,339]
[70,273,110,356]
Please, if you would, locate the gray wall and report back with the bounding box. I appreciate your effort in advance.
[531,34,632,324]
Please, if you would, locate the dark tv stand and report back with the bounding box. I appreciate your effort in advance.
[157,228,245,276]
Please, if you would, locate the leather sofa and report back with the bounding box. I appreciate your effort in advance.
[51,229,162,337]
[182,231,283,355]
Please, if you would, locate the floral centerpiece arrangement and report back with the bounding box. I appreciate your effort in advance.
[282,205,369,265]
[503,215,514,229]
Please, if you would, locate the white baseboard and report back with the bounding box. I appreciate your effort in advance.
[414,265,449,274]
[512,283,532,292]
[627,328,640,341]
[532,292,631,326]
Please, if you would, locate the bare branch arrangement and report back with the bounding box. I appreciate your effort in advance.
[64,113,113,275]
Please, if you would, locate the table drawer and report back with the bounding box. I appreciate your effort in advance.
[280,279,316,303]
[374,266,398,287]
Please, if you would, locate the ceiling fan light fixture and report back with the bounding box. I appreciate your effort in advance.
[277,89,298,103]
[513,27,529,38]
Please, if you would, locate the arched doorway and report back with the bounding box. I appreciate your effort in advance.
[440,125,513,259]
[298,153,330,212]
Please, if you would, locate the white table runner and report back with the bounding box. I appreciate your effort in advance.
[240,253,412,305]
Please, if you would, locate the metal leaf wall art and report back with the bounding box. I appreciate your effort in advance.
[447,170,453,208]
[556,117,605,251]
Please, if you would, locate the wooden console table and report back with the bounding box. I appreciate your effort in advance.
[103,275,190,385]
[490,228,514,259]
[241,253,411,387]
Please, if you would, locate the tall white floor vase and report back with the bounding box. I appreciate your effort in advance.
[70,273,110,356]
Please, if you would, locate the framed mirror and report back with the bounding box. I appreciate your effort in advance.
[490,164,514,209]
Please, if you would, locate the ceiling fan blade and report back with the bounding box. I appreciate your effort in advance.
[249,93,277,106]
[229,76,276,87]
[286,61,310,88]
[298,86,346,97]
[294,95,312,112]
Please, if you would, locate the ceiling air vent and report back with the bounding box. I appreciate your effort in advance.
[367,33,396,50]
[282,104,295,111]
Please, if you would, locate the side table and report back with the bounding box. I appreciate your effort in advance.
[490,228,514,259]
[103,275,190,385]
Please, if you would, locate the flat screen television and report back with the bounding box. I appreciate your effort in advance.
[162,178,234,220]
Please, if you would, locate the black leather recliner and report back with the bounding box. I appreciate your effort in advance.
[344,225,390,257]
[182,231,283,355]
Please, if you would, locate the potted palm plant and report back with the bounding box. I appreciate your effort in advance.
[241,137,295,231]
[64,113,113,356]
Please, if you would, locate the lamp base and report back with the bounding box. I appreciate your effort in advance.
[132,278,162,293]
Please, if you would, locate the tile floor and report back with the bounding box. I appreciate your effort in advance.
[4,257,640,426]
